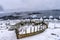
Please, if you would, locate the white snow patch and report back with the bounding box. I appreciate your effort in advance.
[0,30,17,40]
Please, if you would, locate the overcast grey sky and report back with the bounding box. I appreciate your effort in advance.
[0,0,60,12]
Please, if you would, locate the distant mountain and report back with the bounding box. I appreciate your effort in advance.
[52,9,60,11]
[0,15,22,20]
[0,9,60,20]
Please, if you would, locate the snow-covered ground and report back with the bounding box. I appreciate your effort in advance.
[0,19,60,40]
[0,20,20,30]
[0,20,20,40]
[0,30,17,40]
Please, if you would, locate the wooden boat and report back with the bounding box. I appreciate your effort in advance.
[9,20,48,39]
